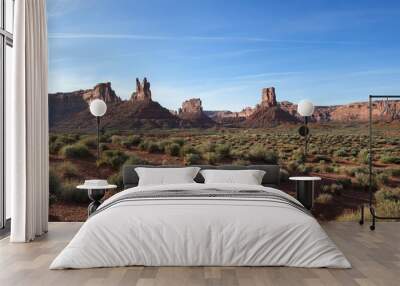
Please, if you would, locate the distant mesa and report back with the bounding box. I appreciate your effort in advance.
[242,87,299,127]
[49,78,181,132]
[178,98,215,127]
[83,82,121,103]
[48,79,400,132]
[48,82,121,128]
[209,86,297,127]
[180,98,203,115]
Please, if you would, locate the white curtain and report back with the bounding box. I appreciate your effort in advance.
[8,0,49,242]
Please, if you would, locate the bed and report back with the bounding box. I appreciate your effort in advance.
[50,165,351,269]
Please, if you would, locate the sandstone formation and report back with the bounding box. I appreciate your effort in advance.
[178,98,215,127]
[49,79,181,132]
[48,90,87,128]
[131,78,152,102]
[82,82,121,103]
[243,106,299,127]
[279,101,333,122]
[242,87,298,127]
[330,100,400,122]
[49,82,121,128]
[261,87,277,107]
[49,79,400,132]
[180,98,203,114]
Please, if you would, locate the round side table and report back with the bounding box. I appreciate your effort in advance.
[289,176,321,210]
[77,184,117,216]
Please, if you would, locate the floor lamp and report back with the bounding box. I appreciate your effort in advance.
[89,99,107,160]
[297,100,315,158]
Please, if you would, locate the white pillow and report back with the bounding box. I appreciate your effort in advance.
[135,167,201,186]
[200,169,266,185]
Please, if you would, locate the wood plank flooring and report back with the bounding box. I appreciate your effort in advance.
[0,222,399,286]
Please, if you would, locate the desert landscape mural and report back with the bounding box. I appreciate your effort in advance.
[47,78,400,221]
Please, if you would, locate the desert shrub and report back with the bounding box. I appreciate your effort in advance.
[323,165,334,173]
[203,152,218,164]
[99,134,111,143]
[49,140,65,154]
[315,193,333,204]
[171,138,185,146]
[200,141,216,153]
[375,187,400,203]
[60,144,91,159]
[376,172,389,187]
[337,178,352,188]
[165,143,181,156]
[375,187,400,217]
[108,172,123,189]
[181,145,199,156]
[79,136,97,149]
[215,144,231,159]
[387,168,400,177]
[124,155,148,166]
[330,183,343,195]
[50,134,80,155]
[49,169,62,202]
[358,149,370,164]
[57,134,79,145]
[287,161,299,173]
[138,140,149,151]
[157,140,170,152]
[59,180,89,204]
[232,159,250,166]
[380,155,400,164]
[280,168,290,182]
[97,150,128,169]
[355,172,376,190]
[122,135,141,148]
[376,200,400,217]
[247,145,265,162]
[292,149,305,164]
[297,164,311,175]
[50,134,58,143]
[247,145,278,164]
[264,150,279,164]
[99,143,109,151]
[147,142,161,153]
[184,153,201,165]
[230,149,244,159]
[57,162,80,180]
[313,155,332,163]
[111,135,123,145]
[334,148,348,157]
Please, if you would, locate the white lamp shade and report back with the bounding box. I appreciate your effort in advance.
[297,100,315,117]
[89,99,107,117]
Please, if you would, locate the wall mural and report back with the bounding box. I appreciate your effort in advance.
[47,1,400,222]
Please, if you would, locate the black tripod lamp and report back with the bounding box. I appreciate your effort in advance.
[89,99,107,160]
[297,100,315,158]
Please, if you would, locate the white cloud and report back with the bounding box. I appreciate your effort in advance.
[48,32,363,45]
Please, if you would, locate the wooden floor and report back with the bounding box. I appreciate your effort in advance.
[0,222,399,286]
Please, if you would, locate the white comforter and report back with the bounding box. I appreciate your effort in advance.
[50,183,351,269]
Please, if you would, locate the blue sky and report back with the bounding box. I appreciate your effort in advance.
[47,0,400,111]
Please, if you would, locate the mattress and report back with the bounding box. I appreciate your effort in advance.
[50,183,351,269]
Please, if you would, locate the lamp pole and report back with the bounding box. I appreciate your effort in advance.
[304,116,308,158]
[96,116,100,161]
[297,100,314,162]
[89,99,107,162]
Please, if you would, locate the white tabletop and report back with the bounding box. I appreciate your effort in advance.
[289,176,321,181]
[77,184,117,190]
